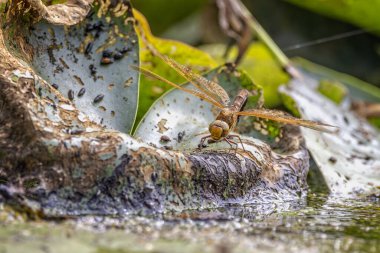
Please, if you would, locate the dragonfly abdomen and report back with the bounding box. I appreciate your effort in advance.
[230,89,249,113]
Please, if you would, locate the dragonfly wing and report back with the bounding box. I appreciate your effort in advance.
[236,108,339,133]
[157,54,231,107]
[130,65,224,109]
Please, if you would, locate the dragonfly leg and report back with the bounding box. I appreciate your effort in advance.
[199,135,211,150]
[227,134,246,152]
[224,137,238,154]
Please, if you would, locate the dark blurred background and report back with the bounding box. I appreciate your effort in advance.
[132,0,380,87]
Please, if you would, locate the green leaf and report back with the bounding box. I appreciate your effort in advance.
[132,0,207,35]
[27,1,139,133]
[317,80,348,105]
[286,0,380,34]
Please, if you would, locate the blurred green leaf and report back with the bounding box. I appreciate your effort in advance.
[132,0,207,35]
[318,80,348,105]
[286,0,380,34]
[368,117,380,129]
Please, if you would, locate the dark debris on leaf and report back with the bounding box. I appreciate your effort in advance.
[68,89,74,101]
[93,94,104,103]
[85,42,93,55]
[160,135,171,143]
[89,64,97,74]
[177,131,186,143]
[102,49,113,58]
[329,157,337,164]
[113,51,124,60]
[120,46,131,54]
[78,88,86,97]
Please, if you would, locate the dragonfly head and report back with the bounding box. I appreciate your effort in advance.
[209,120,230,140]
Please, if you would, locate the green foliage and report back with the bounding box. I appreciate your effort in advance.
[287,0,380,34]
[318,80,348,104]
[368,117,380,129]
[200,43,290,108]
[238,70,264,109]
[132,0,207,35]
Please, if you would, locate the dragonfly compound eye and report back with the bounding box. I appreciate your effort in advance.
[209,120,230,140]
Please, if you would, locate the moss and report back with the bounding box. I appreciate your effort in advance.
[0,2,7,13]
[266,122,281,138]
[318,79,348,104]
[51,0,67,4]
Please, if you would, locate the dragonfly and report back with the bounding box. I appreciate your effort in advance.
[131,54,337,150]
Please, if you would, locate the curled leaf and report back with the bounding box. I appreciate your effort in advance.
[280,69,380,197]
[26,0,139,133]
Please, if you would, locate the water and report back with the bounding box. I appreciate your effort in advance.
[0,192,379,253]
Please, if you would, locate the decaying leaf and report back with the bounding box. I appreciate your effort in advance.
[135,66,310,207]
[0,0,313,217]
[26,0,139,133]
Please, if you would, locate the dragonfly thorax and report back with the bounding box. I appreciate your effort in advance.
[209,120,230,140]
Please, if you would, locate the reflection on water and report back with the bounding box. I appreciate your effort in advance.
[1,193,379,253]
